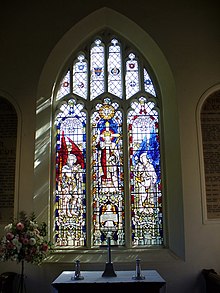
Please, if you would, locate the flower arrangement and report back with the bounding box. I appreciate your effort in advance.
[0,211,53,265]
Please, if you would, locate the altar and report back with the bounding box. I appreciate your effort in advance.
[52,270,166,292]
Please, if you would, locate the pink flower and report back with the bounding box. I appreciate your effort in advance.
[6,232,14,240]
[22,238,29,245]
[41,243,48,252]
[30,247,37,254]
[6,242,14,250]
[16,222,24,230]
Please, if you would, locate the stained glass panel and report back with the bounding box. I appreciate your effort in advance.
[144,68,156,97]
[56,70,71,101]
[128,97,163,246]
[91,97,125,246]
[55,99,87,247]
[125,53,140,99]
[107,39,122,98]
[90,39,105,100]
[73,54,88,99]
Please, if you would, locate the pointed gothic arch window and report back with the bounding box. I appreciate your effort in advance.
[53,31,163,248]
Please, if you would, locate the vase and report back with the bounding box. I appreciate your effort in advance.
[17,260,26,293]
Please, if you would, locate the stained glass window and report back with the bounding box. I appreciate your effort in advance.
[55,99,86,246]
[144,69,156,97]
[90,39,105,100]
[56,71,71,101]
[108,39,123,98]
[91,98,124,246]
[128,97,162,245]
[73,54,88,99]
[54,31,163,249]
[125,53,140,99]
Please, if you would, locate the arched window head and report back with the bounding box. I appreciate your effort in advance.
[53,31,163,249]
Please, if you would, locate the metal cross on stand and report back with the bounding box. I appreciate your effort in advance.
[102,237,117,277]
